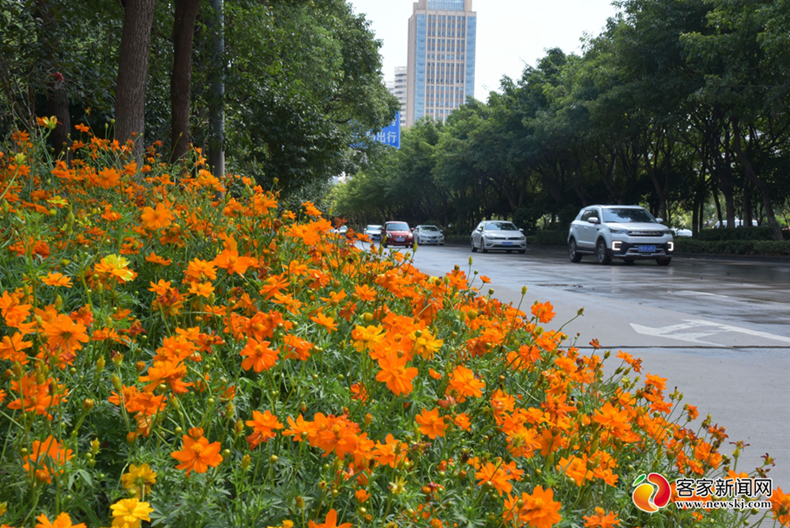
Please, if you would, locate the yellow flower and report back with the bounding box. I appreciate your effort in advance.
[120,463,157,498]
[389,476,408,495]
[110,498,153,528]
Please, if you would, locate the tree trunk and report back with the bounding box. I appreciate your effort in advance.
[208,0,225,177]
[732,119,783,240]
[115,0,156,161]
[46,76,71,161]
[170,0,201,162]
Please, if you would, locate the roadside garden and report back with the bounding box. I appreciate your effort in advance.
[0,122,788,527]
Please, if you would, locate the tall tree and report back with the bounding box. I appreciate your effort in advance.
[170,0,201,162]
[115,0,156,159]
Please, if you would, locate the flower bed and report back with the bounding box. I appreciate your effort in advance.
[0,122,787,528]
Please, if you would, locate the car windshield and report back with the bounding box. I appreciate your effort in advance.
[366,225,382,231]
[485,222,518,231]
[602,208,656,224]
[387,222,409,231]
[422,226,440,232]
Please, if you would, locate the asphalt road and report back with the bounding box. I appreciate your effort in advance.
[372,242,790,492]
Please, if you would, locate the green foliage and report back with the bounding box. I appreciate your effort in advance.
[696,227,777,242]
[676,238,790,255]
[529,230,568,247]
[339,0,790,238]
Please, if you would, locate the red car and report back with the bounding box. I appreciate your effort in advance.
[382,221,414,248]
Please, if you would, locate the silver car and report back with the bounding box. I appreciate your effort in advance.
[568,205,674,265]
[364,224,383,240]
[470,220,526,254]
[414,225,445,245]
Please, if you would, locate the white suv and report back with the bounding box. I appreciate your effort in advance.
[568,205,674,265]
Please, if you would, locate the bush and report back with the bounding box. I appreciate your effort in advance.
[696,227,776,242]
[528,230,567,247]
[0,123,784,527]
[676,238,790,256]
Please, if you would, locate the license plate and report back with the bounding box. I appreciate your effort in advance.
[396,237,404,242]
[502,242,513,246]
[638,245,655,252]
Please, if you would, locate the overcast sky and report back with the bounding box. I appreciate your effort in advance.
[349,0,622,101]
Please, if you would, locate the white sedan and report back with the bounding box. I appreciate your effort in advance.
[414,225,445,245]
[364,224,383,240]
[470,220,526,254]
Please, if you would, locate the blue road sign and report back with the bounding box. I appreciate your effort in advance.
[370,112,400,149]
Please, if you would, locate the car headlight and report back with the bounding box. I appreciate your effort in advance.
[609,228,626,234]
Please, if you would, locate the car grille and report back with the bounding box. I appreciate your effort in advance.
[627,230,663,236]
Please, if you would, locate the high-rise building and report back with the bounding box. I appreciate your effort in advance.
[390,66,408,111]
[405,0,476,127]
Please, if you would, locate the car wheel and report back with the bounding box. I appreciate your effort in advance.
[568,238,582,263]
[596,239,612,265]
[623,259,635,265]
[481,237,488,253]
[471,238,477,252]
[656,257,671,266]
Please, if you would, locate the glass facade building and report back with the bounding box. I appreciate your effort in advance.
[406,0,476,127]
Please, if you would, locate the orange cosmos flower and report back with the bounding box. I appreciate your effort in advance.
[476,460,522,496]
[145,252,172,266]
[520,486,562,528]
[447,365,485,402]
[310,311,338,333]
[454,413,471,431]
[354,284,377,301]
[240,338,279,372]
[24,435,73,483]
[8,373,67,418]
[0,332,32,364]
[372,434,409,468]
[415,407,446,439]
[171,427,223,475]
[35,512,87,528]
[93,166,120,189]
[214,248,256,276]
[531,301,555,323]
[283,334,313,361]
[139,359,192,394]
[184,258,217,282]
[188,281,214,298]
[245,410,284,449]
[644,373,667,392]
[770,487,790,527]
[41,272,72,288]
[375,351,418,396]
[42,313,89,353]
[308,509,352,528]
[283,414,313,441]
[141,202,173,230]
[302,201,323,217]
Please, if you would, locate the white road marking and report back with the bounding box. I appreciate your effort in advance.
[630,319,790,345]
[674,290,731,299]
